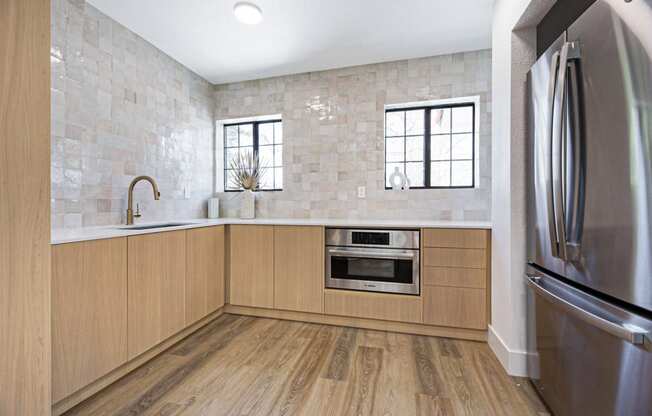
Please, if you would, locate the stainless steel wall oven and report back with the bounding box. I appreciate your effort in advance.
[325,228,420,295]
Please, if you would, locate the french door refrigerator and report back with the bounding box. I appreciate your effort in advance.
[527,0,652,415]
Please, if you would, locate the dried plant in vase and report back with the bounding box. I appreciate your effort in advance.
[229,150,267,190]
[229,150,267,218]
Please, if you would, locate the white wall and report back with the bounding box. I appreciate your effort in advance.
[490,0,555,375]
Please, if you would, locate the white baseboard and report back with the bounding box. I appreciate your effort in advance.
[488,324,532,377]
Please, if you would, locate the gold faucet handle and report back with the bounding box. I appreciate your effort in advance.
[134,203,142,218]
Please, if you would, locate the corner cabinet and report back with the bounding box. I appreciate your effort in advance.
[52,226,227,411]
[186,226,225,325]
[127,231,187,358]
[52,238,128,403]
[228,225,275,308]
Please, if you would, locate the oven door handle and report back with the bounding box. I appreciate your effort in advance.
[327,248,416,260]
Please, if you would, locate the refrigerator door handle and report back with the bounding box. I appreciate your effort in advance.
[551,43,570,260]
[525,273,648,345]
[552,41,582,262]
[564,47,586,262]
[546,50,561,258]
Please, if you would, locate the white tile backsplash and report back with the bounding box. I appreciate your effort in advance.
[214,51,492,221]
[51,0,214,228]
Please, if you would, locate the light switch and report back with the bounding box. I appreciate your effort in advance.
[357,186,366,199]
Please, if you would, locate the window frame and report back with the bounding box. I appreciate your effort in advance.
[384,102,476,190]
[223,119,283,192]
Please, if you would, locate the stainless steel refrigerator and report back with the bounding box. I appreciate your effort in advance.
[527,0,652,415]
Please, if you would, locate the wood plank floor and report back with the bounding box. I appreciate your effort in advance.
[64,314,549,416]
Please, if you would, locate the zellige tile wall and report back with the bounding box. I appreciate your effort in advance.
[51,0,214,228]
[51,0,492,227]
[214,51,492,221]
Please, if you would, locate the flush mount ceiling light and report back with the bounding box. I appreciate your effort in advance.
[233,2,263,25]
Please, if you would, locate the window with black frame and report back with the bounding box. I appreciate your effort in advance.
[224,120,283,191]
[385,103,475,189]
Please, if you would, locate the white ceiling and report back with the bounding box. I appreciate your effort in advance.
[87,0,493,84]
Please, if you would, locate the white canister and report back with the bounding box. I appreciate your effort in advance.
[208,198,220,219]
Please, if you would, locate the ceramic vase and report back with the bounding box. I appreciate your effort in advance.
[208,198,220,219]
[240,189,255,219]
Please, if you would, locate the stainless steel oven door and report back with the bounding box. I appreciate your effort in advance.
[325,246,420,295]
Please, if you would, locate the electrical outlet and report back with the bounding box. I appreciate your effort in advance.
[184,186,191,200]
[357,186,366,199]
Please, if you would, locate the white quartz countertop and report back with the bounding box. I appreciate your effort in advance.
[51,218,492,245]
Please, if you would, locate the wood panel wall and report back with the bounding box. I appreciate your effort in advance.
[0,0,51,414]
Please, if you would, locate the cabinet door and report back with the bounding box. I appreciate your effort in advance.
[229,225,274,308]
[52,238,128,402]
[186,226,225,324]
[274,226,324,313]
[128,231,186,358]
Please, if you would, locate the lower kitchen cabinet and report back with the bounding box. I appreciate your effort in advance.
[229,225,274,308]
[274,226,324,313]
[423,286,487,329]
[186,226,225,325]
[421,228,490,330]
[128,230,186,358]
[52,238,128,403]
[51,224,494,410]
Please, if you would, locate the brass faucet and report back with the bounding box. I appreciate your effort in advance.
[126,176,160,225]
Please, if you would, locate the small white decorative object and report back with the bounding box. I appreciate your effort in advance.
[388,166,410,191]
[208,198,220,219]
[240,189,255,219]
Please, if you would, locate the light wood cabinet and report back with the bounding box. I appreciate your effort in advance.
[128,231,186,358]
[229,225,274,308]
[273,226,324,313]
[186,226,225,325]
[423,267,486,289]
[421,228,490,330]
[52,238,128,402]
[423,247,486,268]
[324,289,422,323]
[423,286,487,329]
[423,228,488,249]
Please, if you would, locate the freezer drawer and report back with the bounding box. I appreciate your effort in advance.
[525,266,652,416]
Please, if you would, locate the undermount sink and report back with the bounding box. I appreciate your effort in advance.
[115,222,194,230]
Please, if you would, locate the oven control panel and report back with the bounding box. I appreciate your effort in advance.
[351,231,390,246]
[325,228,419,250]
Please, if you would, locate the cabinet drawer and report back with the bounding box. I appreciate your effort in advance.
[423,228,488,249]
[423,286,486,329]
[325,289,422,323]
[423,248,486,269]
[423,267,486,289]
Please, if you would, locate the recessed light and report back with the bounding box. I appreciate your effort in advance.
[233,2,263,25]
